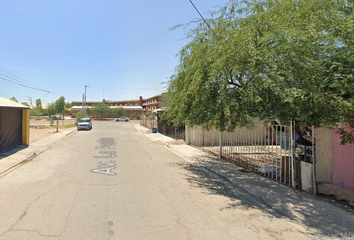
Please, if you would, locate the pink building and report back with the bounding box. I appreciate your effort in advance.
[332,124,354,191]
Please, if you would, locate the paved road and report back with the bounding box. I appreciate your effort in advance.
[0,122,312,239]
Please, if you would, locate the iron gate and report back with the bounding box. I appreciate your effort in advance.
[0,108,22,152]
[158,121,186,140]
[187,121,315,190]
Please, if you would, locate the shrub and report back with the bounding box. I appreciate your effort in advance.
[75,112,83,126]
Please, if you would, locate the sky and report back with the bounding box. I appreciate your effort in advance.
[0,0,229,105]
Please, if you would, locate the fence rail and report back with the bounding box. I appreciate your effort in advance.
[186,122,313,189]
[158,121,185,140]
[141,117,354,193]
[140,115,157,130]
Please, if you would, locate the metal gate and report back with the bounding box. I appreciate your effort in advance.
[158,120,185,140]
[0,108,22,152]
[187,121,316,190]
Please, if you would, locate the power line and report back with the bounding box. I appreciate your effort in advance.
[0,69,74,103]
[0,68,47,91]
[188,0,220,39]
[0,76,49,93]
[40,92,50,101]
[48,91,74,102]
[0,68,49,93]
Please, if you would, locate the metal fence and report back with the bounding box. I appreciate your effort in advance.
[186,121,318,190]
[140,115,354,193]
[140,115,157,130]
[140,116,186,140]
[158,121,186,140]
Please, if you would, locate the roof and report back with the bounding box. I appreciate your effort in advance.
[156,107,167,112]
[0,96,30,109]
[72,99,139,104]
[143,93,164,101]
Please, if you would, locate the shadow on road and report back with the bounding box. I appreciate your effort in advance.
[173,157,354,238]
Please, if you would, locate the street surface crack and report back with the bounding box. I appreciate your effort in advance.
[59,186,82,237]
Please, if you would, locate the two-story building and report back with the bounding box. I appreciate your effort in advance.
[71,94,166,117]
[141,93,165,113]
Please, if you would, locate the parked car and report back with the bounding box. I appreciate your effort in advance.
[115,116,130,122]
[77,118,92,130]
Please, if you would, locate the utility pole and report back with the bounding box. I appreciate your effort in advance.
[25,96,32,107]
[82,94,85,116]
[84,85,89,117]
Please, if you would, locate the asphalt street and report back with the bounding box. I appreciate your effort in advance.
[0,122,314,240]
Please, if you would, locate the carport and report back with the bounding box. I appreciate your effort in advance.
[0,96,30,152]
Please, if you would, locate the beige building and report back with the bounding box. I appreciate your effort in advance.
[71,94,166,117]
[142,93,165,113]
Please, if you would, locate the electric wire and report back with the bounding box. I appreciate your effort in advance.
[188,0,221,40]
[0,68,46,91]
[0,69,73,103]
[0,76,49,93]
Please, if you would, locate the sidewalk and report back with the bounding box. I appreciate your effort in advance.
[0,128,76,176]
[135,124,354,239]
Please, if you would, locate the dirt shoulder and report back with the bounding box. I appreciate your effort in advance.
[30,128,56,143]
[29,125,75,143]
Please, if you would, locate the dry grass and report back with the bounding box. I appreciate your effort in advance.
[30,124,76,129]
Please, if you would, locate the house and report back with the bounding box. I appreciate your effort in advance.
[315,125,354,192]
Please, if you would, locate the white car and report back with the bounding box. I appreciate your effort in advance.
[115,116,130,122]
[77,118,92,130]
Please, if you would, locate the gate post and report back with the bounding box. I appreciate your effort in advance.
[312,125,317,195]
[291,121,296,188]
[219,131,222,158]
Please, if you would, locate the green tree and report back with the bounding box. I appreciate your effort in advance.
[111,107,125,118]
[75,111,84,126]
[65,102,72,109]
[91,103,110,119]
[30,108,42,119]
[42,108,49,116]
[55,96,65,120]
[47,103,57,116]
[86,107,91,117]
[36,99,42,110]
[21,102,30,107]
[165,0,354,143]
[10,97,18,103]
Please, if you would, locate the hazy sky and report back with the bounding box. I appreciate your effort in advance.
[0,0,229,105]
